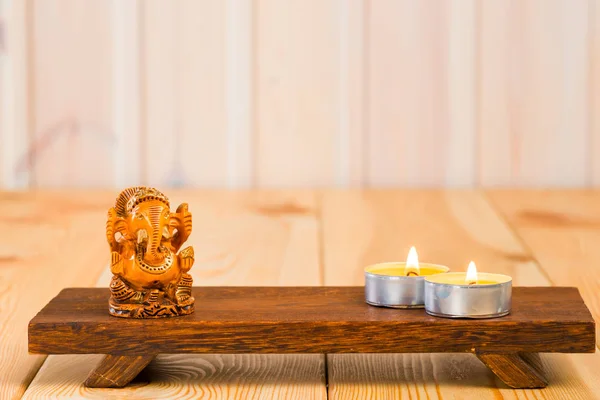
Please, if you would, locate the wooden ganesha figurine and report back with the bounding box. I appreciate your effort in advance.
[106,186,195,318]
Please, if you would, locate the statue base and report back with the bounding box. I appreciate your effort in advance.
[109,297,194,318]
[108,274,194,318]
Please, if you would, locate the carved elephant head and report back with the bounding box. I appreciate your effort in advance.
[106,187,192,265]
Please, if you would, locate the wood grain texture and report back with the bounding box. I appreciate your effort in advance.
[85,355,156,388]
[476,353,548,389]
[29,286,595,355]
[0,190,115,400]
[12,189,600,398]
[30,0,115,187]
[592,0,600,186]
[225,0,252,188]
[255,0,340,186]
[367,1,476,186]
[0,0,31,189]
[175,1,228,187]
[23,354,326,400]
[322,190,600,398]
[487,189,600,346]
[111,0,142,187]
[328,352,600,399]
[322,190,548,285]
[479,0,590,187]
[1,2,599,189]
[477,0,512,185]
[143,1,231,187]
[142,0,176,186]
[446,0,476,186]
[22,190,326,399]
[144,0,250,188]
[335,0,364,186]
[169,190,321,287]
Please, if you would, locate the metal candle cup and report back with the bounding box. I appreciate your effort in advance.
[365,262,450,308]
[424,272,512,318]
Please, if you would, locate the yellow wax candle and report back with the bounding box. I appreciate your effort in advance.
[424,261,512,319]
[364,246,450,308]
[364,246,449,277]
[425,261,511,286]
[366,264,450,277]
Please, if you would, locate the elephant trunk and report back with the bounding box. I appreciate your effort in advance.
[143,205,167,265]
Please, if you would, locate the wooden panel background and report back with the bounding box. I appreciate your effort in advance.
[1,0,598,189]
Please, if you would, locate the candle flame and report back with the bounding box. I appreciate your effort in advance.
[405,246,420,276]
[466,261,478,284]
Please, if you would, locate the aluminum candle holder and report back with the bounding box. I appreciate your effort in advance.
[424,272,512,318]
[365,262,450,308]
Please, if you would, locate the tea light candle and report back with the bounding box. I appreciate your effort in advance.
[365,247,450,308]
[424,261,512,318]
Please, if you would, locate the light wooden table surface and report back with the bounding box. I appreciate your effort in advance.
[1,189,599,399]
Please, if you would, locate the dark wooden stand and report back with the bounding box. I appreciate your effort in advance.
[28,287,595,389]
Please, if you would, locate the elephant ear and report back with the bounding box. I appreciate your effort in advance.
[170,203,192,251]
[106,207,127,252]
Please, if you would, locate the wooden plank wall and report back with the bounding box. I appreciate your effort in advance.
[0,0,597,189]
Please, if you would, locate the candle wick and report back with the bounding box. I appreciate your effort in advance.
[467,281,477,285]
[406,271,419,277]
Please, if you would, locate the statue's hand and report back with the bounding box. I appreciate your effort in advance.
[110,251,123,275]
[178,246,194,273]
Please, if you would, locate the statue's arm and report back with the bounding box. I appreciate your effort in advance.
[106,208,120,252]
[171,203,192,252]
[106,208,129,254]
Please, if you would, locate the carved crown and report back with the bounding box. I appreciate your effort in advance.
[114,186,170,217]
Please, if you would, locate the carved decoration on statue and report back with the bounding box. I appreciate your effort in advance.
[106,186,195,318]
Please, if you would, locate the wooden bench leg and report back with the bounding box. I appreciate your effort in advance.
[85,355,156,388]
[476,353,548,389]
